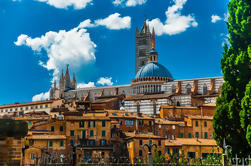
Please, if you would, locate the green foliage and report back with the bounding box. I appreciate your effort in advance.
[213,0,251,156]
[153,149,165,165]
[0,119,28,138]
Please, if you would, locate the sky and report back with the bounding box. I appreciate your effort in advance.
[0,0,229,104]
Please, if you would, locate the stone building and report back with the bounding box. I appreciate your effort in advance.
[46,20,223,116]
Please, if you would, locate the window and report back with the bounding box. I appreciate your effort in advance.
[139,49,146,57]
[188,152,195,158]
[171,84,176,93]
[49,141,53,147]
[88,121,95,127]
[90,130,94,136]
[149,121,152,126]
[30,106,33,109]
[100,139,107,146]
[31,153,35,159]
[10,109,12,111]
[102,130,106,137]
[79,121,84,128]
[82,130,86,139]
[70,139,74,145]
[45,104,48,108]
[60,140,64,147]
[195,121,199,127]
[40,105,43,108]
[203,84,207,95]
[70,130,74,136]
[60,126,63,131]
[137,104,140,113]
[88,140,95,146]
[35,106,38,109]
[125,120,134,126]
[195,132,199,138]
[26,107,28,110]
[139,140,143,146]
[180,133,184,138]
[204,121,207,127]
[158,140,161,146]
[20,107,23,110]
[204,132,208,139]
[51,126,54,132]
[139,150,142,156]
[166,134,169,139]
[139,120,144,126]
[172,125,175,130]
[102,121,106,127]
[186,84,192,94]
[188,133,192,138]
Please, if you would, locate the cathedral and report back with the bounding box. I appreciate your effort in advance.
[50,21,223,115]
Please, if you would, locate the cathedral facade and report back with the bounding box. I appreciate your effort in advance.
[50,21,223,115]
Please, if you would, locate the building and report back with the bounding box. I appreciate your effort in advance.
[165,138,221,159]
[48,20,223,115]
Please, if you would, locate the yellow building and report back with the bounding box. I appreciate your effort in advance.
[125,132,165,164]
[165,138,221,159]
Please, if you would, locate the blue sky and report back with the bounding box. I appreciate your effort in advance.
[0,0,228,104]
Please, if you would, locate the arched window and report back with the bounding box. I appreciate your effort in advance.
[171,84,176,93]
[186,84,192,94]
[203,84,207,95]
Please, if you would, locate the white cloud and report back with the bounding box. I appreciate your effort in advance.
[211,15,221,23]
[95,13,131,30]
[126,0,146,6]
[15,13,131,81]
[113,0,124,5]
[220,33,230,47]
[32,91,49,101]
[77,82,95,88]
[147,0,198,36]
[97,77,113,86]
[15,27,96,81]
[36,0,93,9]
[224,12,229,22]
[112,0,146,7]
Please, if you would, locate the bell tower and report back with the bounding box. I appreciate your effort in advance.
[135,20,155,73]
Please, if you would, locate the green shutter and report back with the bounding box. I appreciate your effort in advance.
[60,140,64,147]
[49,141,53,147]
[196,132,199,138]
[102,130,106,137]
[204,132,208,139]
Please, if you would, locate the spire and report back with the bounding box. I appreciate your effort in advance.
[136,26,139,35]
[64,64,71,90]
[151,38,155,49]
[71,73,77,89]
[53,80,57,89]
[141,20,147,33]
[152,27,155,38]
[148,40,158,63]
[59,69,64,90]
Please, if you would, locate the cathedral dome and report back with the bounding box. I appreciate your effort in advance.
[135,62,173,79]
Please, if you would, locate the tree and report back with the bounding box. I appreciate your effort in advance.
[0,119,28,139]
[213,0,251,156]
